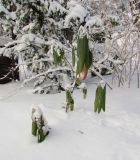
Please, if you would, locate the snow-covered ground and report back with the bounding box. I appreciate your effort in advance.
[0,78,140,160]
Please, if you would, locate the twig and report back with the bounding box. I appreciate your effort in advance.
[90,66,113,90]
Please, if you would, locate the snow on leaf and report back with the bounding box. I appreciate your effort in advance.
[0,5,16,20]
[99,80,106,88]
[48,1,68,15]
[64,4,88,27]
[86,16,103,28]
[78,83,87,89]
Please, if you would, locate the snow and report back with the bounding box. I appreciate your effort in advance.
[65,84,72,90]
[14,34,46,52]
[0,5,16,20]
[78,82,87,89]
[86,16,103,27]
[65,4,88,27]
[67,0,79,8]
[0,78,140,160]
[0,1,139,158]
[107,14,120,24]
[48,1,67,15]
[18,53,31,81]
[78,26,87,37]
[22,23,35,32]
[100,80,106,88]
[19,34,45,46]
[0,36,12,46]
[31,105,42,121]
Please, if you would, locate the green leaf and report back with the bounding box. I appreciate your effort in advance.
[66,90,74,111]
[86,50,93,69]
[76,35,92,78]
[53,48,59,66]
[38,128,46,143]
[75,78,82,86]
[53,48,63,66]
[83,87,87,99]
[32,121,38,136]
[77,35,89,74]
[72,47,75,67]
[94,85,103,113]
[102,85,106,112]
[60,48,65,59]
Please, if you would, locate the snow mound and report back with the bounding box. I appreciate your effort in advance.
[0,4,16,20]
[48,1,68,15]
[0,81,140,160]
[86,16,103,27]
[65,4,88,27]
[15,34,45,52]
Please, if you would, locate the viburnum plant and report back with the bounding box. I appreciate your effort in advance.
[52,26,106,113]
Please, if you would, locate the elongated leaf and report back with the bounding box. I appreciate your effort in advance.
[66,90,74,111]
[72,47,75,67]
[53,48,63,66]
[83,87,87,99]
[102,85,106,112]
[60,48,65,59]
[77,35,89,74]
[77,37,85,73]
[53,48,59,66]
[76,34,92,79]
[38,128,46,143]
[32,121,38,136]
[97,86,103,113]
[85,50,93,69]
[94,85,103,113]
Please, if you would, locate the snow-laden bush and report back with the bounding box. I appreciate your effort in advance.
[0,0,139,92]
[64,4,88,28]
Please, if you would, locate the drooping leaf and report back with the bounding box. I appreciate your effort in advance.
[86,50,93,69]
[32,121,38,136]
[94,85,106,113]
[53,48,59,66]
[66,90,74,112]
[77,35,88,74]
[83,87,87,99]
[38,128,46,143]
[60,48,65,59]
[72,47,75,67]
[102,85,106,112]
[76,35,93,79]
[53,48,64,66]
